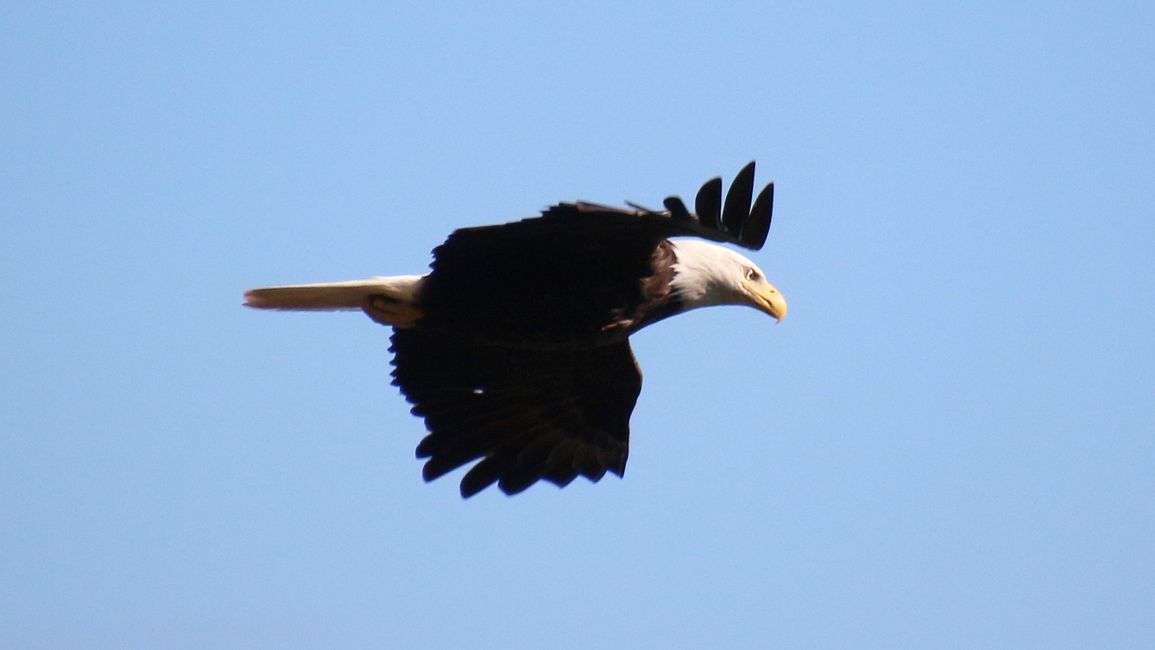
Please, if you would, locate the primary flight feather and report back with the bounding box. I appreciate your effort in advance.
[245,162,786,497]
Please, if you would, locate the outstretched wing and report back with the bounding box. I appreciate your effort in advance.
[390,329,642,497]
[543,160,774,250]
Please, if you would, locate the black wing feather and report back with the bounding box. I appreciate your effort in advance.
[721,161,756,236]
[695,177,723,230]
[662,196,693,224]
[742,179,775,250]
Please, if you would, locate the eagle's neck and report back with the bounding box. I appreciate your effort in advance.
[667,240,747,311]
[624,239,763,335]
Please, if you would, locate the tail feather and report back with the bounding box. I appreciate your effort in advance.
[243,275,424,311]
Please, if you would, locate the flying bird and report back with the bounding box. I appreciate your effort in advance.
[244,162,787,497]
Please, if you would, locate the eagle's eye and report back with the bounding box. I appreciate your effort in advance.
[744,268,760,282]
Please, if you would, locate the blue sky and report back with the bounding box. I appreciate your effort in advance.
[3,2,1153,648]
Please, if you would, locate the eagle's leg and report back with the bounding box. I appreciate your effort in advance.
[364,295,423,329]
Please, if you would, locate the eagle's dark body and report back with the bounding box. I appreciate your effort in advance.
[393,233,682,496]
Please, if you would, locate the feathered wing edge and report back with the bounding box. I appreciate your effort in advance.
[662,161,774,250]
[390,329,640,498]
[550,161,774,251]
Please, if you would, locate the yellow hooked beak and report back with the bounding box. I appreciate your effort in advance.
[743,280,788,322]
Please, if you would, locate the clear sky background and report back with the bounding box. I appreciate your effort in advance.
[3,2,1153,648]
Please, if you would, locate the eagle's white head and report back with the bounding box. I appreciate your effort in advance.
[668,239,787,321]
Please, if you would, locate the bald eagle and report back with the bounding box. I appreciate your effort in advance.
[245,162,786,497]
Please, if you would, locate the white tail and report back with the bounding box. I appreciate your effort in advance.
[244,275,424,312]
